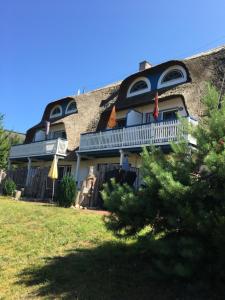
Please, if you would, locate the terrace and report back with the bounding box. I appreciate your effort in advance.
[79,117,197,153]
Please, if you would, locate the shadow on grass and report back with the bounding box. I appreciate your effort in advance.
[18,240,220,300]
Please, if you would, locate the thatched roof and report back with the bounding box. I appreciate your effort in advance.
[175,45,225,117]
[25,82,121,151]
[24,45,225,154]
[116,45,225,114]
[95,45,225,131]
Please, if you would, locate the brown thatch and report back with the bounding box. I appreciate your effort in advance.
[95,46,225,130]
[114,45,225,117]
[24,45,225,156]
[25,82,121,151]
[163,45,225,117]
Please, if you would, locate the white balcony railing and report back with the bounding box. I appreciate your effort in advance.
[79,119,196,152]
[9,138,68,159]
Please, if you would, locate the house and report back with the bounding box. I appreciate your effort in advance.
[75,46,225,192]
[9,45,225,201]
[9,83,120,197]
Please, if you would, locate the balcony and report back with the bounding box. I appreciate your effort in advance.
[9,138,68,160]
[79,118,197,153]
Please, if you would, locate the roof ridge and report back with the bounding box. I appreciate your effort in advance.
[81,80,122,95]
[47,81,121,103]
[184,44,225,61]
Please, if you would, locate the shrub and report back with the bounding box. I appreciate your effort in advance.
[2,178,16,196]
[56,176,77,207]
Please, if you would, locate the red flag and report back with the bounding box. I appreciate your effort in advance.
[107,106,117,128]
[153,92,159,120]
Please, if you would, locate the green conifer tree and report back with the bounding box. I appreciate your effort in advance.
[102,84,225,279]
[0,114,10,170]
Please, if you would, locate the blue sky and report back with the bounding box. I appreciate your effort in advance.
[1,0,225,133]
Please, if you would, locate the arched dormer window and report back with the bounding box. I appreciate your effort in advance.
[127,77,151,98]
[157,65,187,89]
[50,105,62,119]
[65,100,77,114]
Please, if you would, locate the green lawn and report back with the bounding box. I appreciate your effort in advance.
[0,197,219,300]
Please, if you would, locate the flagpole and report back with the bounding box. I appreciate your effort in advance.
[52,179,55,202]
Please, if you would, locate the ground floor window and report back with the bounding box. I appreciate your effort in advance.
[58,165,72,180]
[96,163,119,171]
[46,165,72,190]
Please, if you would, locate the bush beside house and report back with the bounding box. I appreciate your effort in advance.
[56,176,77,207]
[2,178,16,197]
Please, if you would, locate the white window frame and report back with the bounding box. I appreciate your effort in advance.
[50,105,63,119]
[157,65,187,89]
[65,100,77,115]
[162,108,179,121]
[127,77,151,98]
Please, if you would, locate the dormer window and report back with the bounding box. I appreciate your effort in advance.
[157,65,187,89]
[127,77,151,98]
[162,70,184,83]
[130,80,148,92]
[65,100,77,114]
[50,105,62,119]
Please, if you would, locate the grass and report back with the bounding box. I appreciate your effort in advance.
[0,197,116,299]
[0,197,222,300]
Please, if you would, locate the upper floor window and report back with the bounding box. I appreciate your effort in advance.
[143,109,178,124]
[116,118,126,129]
[127,77,151,98]
[157,65,187,89]
[65,100,77,114]
[50,105,62,119]
[130,81,148,92]
[34,130,45,142]
[48,130,66,140]
[162,110,178,121]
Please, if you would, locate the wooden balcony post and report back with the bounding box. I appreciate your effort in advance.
[25,157,32,186]
[75,153,81,184]
[119,149,124,166]
[99,131,102,148]
[122,127,125,147]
